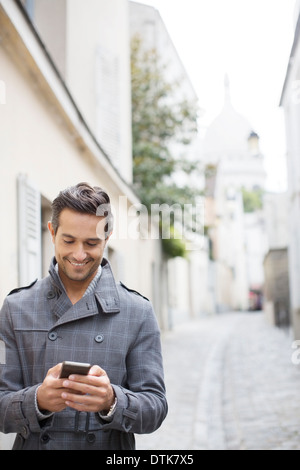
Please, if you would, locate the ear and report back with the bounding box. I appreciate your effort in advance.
[48,221,55,244]
[105,230,112,243]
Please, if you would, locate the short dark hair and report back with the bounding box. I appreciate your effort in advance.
[51,182,113,237]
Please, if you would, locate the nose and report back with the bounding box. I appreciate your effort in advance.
[73,244,87,262]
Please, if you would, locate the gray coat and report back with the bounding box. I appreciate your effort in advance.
[0,258,167,450]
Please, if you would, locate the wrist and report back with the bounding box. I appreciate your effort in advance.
[106,397,117,416]
[101,388,117,417]
[36,384,47,412]
[35,385,54,420]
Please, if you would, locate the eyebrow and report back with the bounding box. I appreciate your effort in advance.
[61,233,101,242]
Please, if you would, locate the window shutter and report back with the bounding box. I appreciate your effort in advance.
[17,174,42,285]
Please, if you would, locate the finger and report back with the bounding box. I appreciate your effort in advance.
[62,390,90,403]
[64,399,97,412]
[88,365,106,377]
[47,362,63,379]
[63,392,107,413]
[62,378,111,402]
[62,391,101,409]
[62,378,104,396]
[66,373,107,387]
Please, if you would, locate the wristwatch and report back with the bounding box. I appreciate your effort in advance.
[105,397,117,417]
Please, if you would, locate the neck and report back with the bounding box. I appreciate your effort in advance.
[58,268,98,305]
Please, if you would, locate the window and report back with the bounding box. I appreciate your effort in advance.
[41,196,53,277]
[17,174,42,285]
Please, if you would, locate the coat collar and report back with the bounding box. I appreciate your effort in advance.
[48,257,120,318]
[94,258,120,314]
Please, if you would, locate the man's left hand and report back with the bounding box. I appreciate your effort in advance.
[61,365,115,413]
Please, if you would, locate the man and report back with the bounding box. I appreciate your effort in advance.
[0,183,167,450]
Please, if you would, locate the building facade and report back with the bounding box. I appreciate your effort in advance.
[280,1,300,339]
[263,192,290,328]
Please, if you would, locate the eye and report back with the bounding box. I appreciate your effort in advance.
[64,240,74,244]
[86,242,97,247]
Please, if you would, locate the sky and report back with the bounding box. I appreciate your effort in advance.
[136,0,297,191]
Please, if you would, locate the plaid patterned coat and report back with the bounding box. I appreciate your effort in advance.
[0,258,167,450]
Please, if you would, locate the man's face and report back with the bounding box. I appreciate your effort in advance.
[48,208,109,284]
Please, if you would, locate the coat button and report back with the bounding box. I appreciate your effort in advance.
[47,291,56,299]
[41,433,50,444]
[48,331,58,341]
[21,426,28,437]
[94,334,104,343]
[86,433,96,444]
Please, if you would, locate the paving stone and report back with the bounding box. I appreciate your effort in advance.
[136,312,300,450]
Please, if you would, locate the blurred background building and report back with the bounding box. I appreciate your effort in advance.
[129,1,212,324]
[280,0,300,340]
[203,77,267,313]
[263,192,290,328]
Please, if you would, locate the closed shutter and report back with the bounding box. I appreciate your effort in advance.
[17,174,42,285]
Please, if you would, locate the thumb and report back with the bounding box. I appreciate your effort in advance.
[47,362,63,379]
[89,364,106,377]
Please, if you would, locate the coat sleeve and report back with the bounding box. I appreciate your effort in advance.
[0,298,44,436]
[97,300,168,434]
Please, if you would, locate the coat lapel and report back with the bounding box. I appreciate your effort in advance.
[47,258,120,328]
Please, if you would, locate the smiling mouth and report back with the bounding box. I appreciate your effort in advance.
[67,260,90,267]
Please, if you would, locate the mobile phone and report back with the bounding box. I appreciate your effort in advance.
[60,361,92,378]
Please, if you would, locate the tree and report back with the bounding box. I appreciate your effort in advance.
[131,35,201,257]
[242,187,264,213]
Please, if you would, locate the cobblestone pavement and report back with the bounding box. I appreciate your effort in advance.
[136,312,300,450]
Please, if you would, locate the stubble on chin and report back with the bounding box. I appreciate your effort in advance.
[60,258,99,283]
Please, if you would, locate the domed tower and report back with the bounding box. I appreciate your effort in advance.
[203,76,265,189]
[203,76,266,313]
[203,76,253,164]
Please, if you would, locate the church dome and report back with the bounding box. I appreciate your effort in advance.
[202,77,252,164]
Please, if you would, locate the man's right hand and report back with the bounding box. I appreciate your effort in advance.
[36,363,67,413]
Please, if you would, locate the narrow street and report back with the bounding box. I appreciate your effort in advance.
[136,312,300,450]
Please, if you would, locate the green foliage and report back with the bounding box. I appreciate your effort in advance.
[131,35,201,258]
[161,231,187,259]
[242,188,264,213]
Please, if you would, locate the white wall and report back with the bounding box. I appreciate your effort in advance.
[66,0,133,182]
[0,1,158,306]
[33,0,133,183]
[281,9,300,338]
